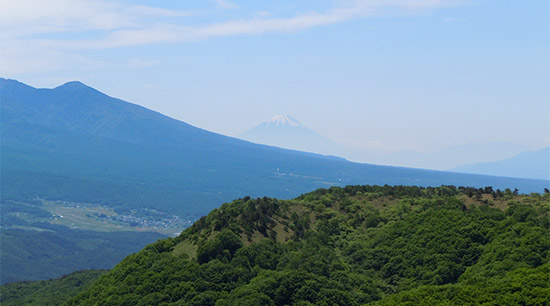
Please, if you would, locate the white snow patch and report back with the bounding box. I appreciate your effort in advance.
[265,114,302,128]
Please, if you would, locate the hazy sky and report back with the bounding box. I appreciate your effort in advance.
[1,0,549,164]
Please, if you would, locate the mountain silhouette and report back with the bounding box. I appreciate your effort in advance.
[238,114,342,157]
[1,78,547,216]
[451,147,550,180]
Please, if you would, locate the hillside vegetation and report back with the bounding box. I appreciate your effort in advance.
[61,185,549,306]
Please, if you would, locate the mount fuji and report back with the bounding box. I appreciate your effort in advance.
[238,115,342,157]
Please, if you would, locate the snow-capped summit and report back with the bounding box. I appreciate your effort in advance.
[238,115,344,157]
[264,115,302,128]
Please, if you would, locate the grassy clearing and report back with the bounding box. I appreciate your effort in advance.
[172,240,197,259]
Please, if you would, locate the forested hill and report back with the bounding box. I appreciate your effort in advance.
[60,185,549,306]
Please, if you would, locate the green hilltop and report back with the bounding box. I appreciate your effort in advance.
[3,185,549,306]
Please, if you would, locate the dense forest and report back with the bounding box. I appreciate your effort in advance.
[2,185,549,305]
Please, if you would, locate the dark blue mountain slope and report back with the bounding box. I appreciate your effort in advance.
[1,78,547,216]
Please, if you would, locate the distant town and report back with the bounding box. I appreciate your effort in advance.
[40,198,197,235]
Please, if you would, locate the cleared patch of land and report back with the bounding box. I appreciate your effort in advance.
[2,199,194,236]
[42,201,191,235]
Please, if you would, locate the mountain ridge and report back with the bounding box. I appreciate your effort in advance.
[239,114,351,156]
[451,147,550,180]
[2,78,548,219]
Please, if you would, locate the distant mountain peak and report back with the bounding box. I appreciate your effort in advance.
[451,147,550,180]
[54,81,104,95]
[53,81,108,99]
[0,78,36,91]
[56,81,89,89]
[264,115,302,128]
[238,114,344,156]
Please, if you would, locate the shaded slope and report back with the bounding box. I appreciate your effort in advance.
[0,270,106,306]
[0,225,165,284]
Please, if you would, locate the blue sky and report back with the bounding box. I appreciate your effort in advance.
[1,0,548,168]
